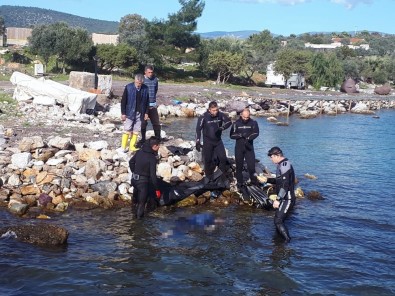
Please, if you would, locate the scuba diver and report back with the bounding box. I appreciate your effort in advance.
[259,146,296,242]
[195,101,232,177]
[230,108,260,192]
[129,137,161,219]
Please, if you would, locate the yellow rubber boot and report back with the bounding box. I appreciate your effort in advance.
[121,133,130,151]
[129,133,139,152]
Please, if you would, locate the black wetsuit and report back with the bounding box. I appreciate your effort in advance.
[196,111,231,176]
[230,117,259,186]
[129,143,159,219]
[268,158,296,242]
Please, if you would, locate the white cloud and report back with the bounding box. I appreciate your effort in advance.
[225,0,308,4]
[329,0,372,9]
[223,0,374,8]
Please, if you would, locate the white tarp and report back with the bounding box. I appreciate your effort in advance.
[10,71,97,114]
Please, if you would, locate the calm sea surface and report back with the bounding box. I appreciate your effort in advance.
[1,111,395,295]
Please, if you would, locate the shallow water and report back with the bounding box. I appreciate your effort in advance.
[1,111,395,295]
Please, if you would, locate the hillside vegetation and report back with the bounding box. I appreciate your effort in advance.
[0,5,119,34]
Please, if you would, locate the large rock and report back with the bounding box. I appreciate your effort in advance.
[225,100,248,113]
[374,84,391,95]
[0,224,69,246]
[69,71,112,96]
[340,78,358,94]
[11,152,32,169]
[19,136,45,152]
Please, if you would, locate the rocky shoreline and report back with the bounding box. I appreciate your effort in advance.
[0,79,392,245]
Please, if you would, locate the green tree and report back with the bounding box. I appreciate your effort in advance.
[207,51,245,84]
[64,26,93,69]
[49,23,92,73]
[243,30,281,82]
[118,14,149,63]
[146,0,205,64]
[369,36,395,56]
[372,69,387,84]
[29,22,93,73]
[274,48,311,80]
[335,45,356,60]
[309,52,344,89]
[386,55,395,81]
[165,0,205,51]
[286,39,305,50]
[342,58,360,79]
[198,37,243,77]
[96,43,138,75]
[28,24,57,66]
[0,16,5,36]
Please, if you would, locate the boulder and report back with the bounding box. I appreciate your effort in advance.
[340,78,358,94]
[0,224,69,246]
[374,84,391,95]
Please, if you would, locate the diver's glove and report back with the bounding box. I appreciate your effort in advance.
[245,140,253,151]
[196,141,201,152]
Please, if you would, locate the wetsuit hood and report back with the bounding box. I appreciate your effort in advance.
[142,141,156,154]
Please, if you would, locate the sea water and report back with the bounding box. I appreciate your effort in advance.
[1,111,394,295]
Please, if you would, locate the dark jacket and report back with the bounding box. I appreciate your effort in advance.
[196,111,231,144]
[267,158,296,202]
[143,75,159,105]
[121,83,149,120]
[230,117,259,144]
[129,143,159,189]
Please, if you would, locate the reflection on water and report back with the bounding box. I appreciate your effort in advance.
[1,111,395,295]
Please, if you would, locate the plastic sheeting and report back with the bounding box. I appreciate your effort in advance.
[10,71,97,114]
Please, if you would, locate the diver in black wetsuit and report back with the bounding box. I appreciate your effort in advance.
[261,147,296,242]
[230,108,260,189]
[195,101,231,177]
[129,137,161,219]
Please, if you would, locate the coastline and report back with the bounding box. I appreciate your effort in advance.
[0,78,393,242]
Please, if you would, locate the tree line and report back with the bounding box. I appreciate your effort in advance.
[4,0,395,88]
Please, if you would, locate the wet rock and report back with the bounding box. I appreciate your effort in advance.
[91,181,118,196]
[304,173,317,180]
[307,190,324,200]
[351,102,375,114]
[38,193,53,207]
[295,187,304,198]
[8,203,29,215]
[69,200,99,210]
[176,195,197,207]
[0,223,69,246]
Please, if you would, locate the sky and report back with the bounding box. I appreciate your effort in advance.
[2,0,395,36]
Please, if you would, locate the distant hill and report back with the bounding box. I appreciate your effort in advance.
[199,30,260,39]
[0,5,119,34]
[3,5,388,39]
[0,5,260,39]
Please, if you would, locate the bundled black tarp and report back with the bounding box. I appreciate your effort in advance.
[239,184,273,210]
[157,169,230,206]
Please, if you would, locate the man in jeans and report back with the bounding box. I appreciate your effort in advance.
[140,65,161,146]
